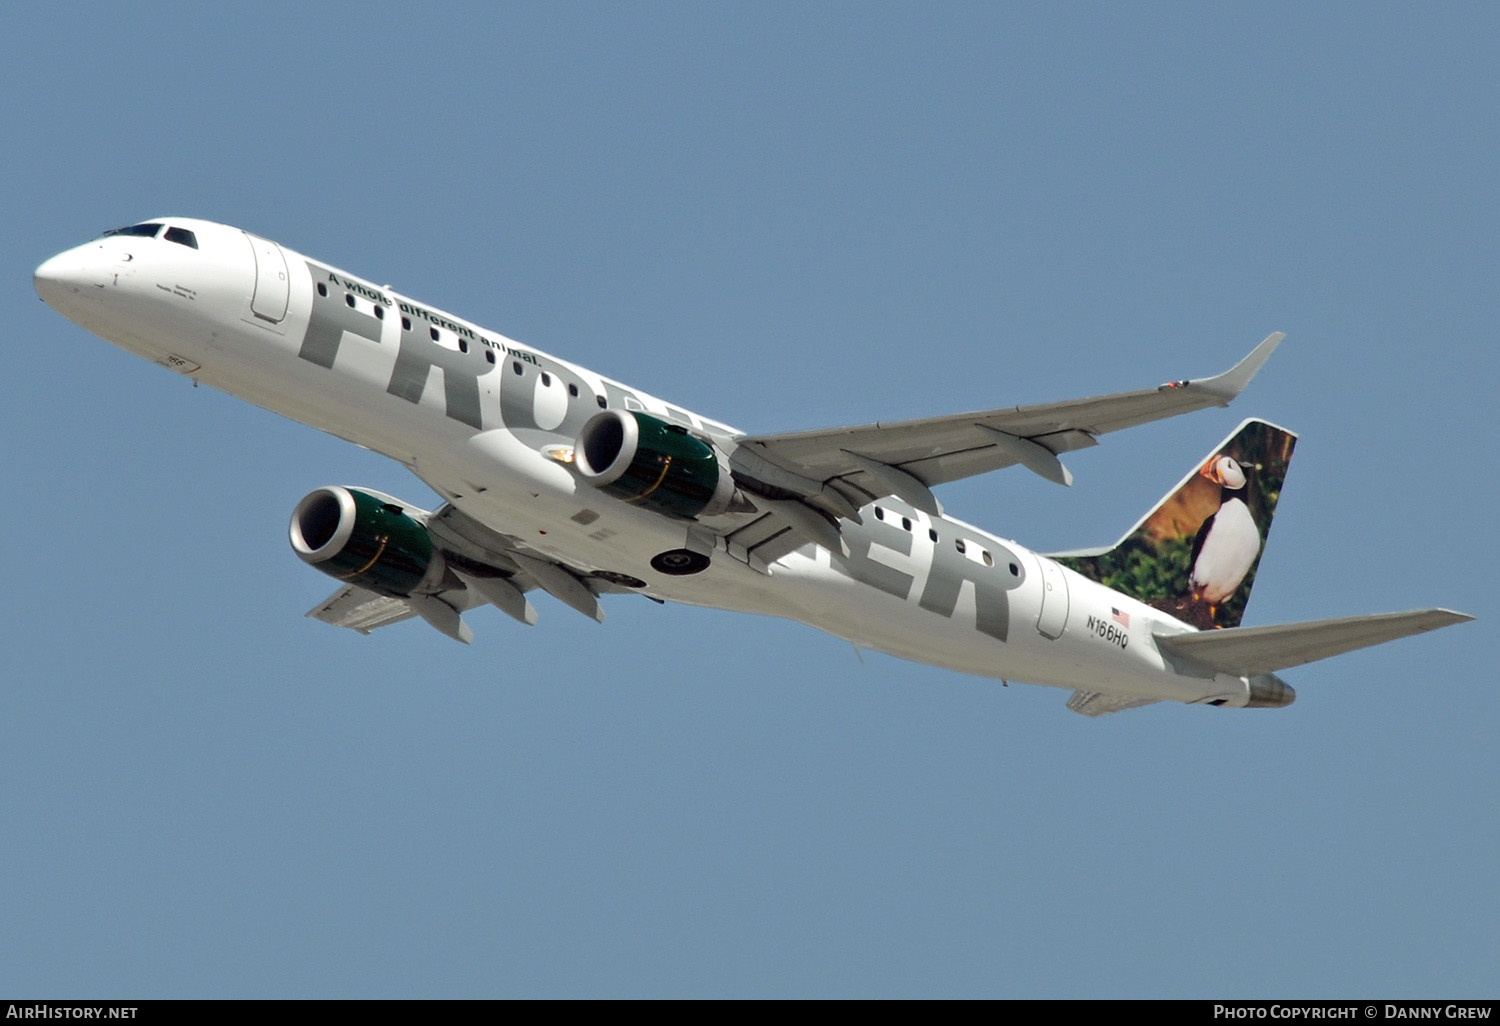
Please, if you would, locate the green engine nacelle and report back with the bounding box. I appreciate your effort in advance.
[289,486,441,597]
[574,410,735,519]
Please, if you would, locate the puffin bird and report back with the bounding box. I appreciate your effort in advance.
[1188,454,1261,618]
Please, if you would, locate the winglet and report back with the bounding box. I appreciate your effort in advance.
[1185,332,1284,405]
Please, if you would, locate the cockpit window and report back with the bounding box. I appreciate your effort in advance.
[103,223,164,239]
[164,227,198,249]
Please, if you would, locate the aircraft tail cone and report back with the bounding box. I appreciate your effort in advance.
[1246,673,1295,708]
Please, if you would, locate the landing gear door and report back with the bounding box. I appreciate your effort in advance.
[244,232,290,324]
[1033,554,1069,640]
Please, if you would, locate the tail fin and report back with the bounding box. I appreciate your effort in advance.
[1054,418,1297,629]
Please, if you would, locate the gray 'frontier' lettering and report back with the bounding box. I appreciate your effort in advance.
[299,263,488,430]
[299,269,381,369]
[498,354,593,442]
[919,535,1020,642]
[387,317,486,429]
[839,516,916,600]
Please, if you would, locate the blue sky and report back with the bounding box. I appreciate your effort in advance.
[3,2,1495,997]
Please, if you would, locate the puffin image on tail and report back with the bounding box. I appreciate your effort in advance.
[1189,454,1261,621]
[1053,418,1296,632]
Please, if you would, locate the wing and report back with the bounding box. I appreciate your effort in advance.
[729,333,1283,521]
[306,501,655,642]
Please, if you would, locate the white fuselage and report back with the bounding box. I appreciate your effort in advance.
[35,218,1255,708]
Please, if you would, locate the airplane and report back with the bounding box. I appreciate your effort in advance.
[33,217,1472,716]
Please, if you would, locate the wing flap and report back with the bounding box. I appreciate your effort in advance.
[306,585,418,634]
[721,510,805,572]
[1155,608,1474,677]
[306,583,486,638]
[426,502,606,623]
[1066,691,1161,717]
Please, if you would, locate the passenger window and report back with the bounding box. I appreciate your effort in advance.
[374,305,384,320]
[316,283,327,297]
[512,361,523,374]
[430,327,440,341]
[901,517,912,531]
[401,317,412,331]
[541,372,552,387]
[874,507,884,521]
[458,339,468,353]
[928,529,938,542]
[568,384,579,397]
[163,227,198,249]
[596,395,607,408]
[346,294,356,308]
[485,350,495,364]
[982,550,994,567]
[955,539,966,554]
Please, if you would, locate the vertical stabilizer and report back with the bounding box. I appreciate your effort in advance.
[1054,418,1296,629]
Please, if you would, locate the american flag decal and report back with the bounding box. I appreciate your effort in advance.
[1112,607,1130,628]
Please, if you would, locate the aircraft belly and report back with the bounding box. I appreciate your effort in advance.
[758,553,1234,701]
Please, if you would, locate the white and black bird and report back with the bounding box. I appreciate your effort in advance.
[1189,455,1261,616]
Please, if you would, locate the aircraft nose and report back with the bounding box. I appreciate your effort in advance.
[34,245,105,307]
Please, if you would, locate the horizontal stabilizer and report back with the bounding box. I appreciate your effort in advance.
[1155,608,1474,677]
